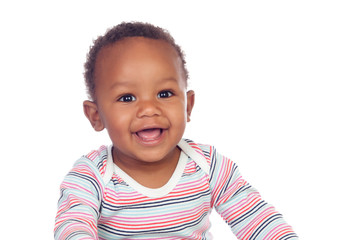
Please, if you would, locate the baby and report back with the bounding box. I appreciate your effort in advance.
[55,22,298,239]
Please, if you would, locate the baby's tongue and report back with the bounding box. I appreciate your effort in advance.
[136,128,162,141]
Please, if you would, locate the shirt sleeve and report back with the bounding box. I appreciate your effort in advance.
[209,149,298,239]
[54,157,103,240]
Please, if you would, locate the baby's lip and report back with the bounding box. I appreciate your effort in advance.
[133,123,168,133]
[135,128,164,142]
[135,128,163,141]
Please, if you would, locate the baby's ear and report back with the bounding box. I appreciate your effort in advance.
[83,100,105,131]
[186,90,195,122]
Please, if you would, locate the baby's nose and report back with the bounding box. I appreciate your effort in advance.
[136,99,162,118]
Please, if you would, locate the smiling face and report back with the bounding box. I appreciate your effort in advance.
[83,37,194,167]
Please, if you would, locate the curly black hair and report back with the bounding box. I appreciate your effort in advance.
[84,22,189,100]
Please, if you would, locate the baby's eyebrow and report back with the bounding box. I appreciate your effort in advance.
[159,77,178,84]
[110,81,133,89]
[110,77,179,89]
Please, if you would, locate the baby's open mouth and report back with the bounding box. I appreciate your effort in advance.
[136,128,163,141]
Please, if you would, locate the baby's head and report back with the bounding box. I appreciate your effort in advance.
[83,22,195,164]
[84,22,189,101]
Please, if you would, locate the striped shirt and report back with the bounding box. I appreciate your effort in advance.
[55,139,298,239]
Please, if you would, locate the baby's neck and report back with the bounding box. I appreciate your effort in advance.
[113,147,181,189]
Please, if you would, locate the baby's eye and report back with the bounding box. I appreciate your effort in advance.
[118,94,136,102]
[157,90,173,98]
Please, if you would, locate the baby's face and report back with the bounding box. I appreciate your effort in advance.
[90,37,194,164]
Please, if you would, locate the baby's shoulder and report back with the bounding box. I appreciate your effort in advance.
[182,139,235,170]
[75,145,109,177]
[181,139,216,168]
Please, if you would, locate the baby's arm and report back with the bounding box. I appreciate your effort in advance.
[210,150,298,239]
[54,158,103,240]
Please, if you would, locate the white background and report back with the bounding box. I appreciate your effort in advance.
[1,1,359,239]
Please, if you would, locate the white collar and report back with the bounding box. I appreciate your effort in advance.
[102,139,210,191]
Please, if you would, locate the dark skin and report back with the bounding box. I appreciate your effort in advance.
[83,37,195,188]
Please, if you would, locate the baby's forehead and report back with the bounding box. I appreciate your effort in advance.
[99,37,178,57]
[93,37,187,88]
[95,37,184,75]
